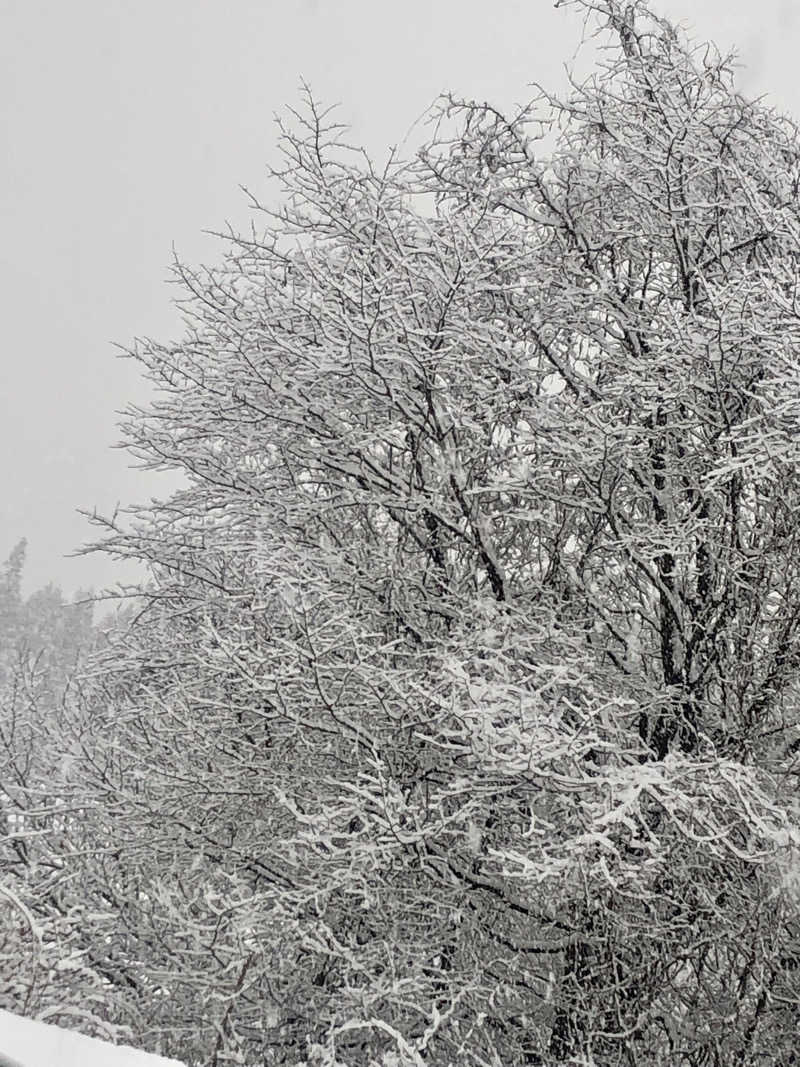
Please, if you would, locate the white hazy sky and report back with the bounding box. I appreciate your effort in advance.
[2,0,797,598]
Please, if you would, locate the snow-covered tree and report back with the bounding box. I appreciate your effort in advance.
[78,1,800,1062]
[0,544,112,1033]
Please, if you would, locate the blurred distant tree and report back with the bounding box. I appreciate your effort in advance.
[73,0,800,1063]
[0,542,27,670]
[0,540,95,672]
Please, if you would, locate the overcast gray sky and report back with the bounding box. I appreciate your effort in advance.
[2,0,797,598]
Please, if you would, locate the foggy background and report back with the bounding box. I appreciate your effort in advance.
[2,0,796,599]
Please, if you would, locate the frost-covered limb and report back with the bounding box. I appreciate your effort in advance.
[60,1,800,1063]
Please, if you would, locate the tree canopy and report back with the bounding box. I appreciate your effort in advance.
[20,0,800,1063]
[0,543,102,1031]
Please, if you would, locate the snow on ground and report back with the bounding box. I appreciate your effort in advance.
[0,1010,184,1067]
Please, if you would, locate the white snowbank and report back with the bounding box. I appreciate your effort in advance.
[0,1010,184,1067]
